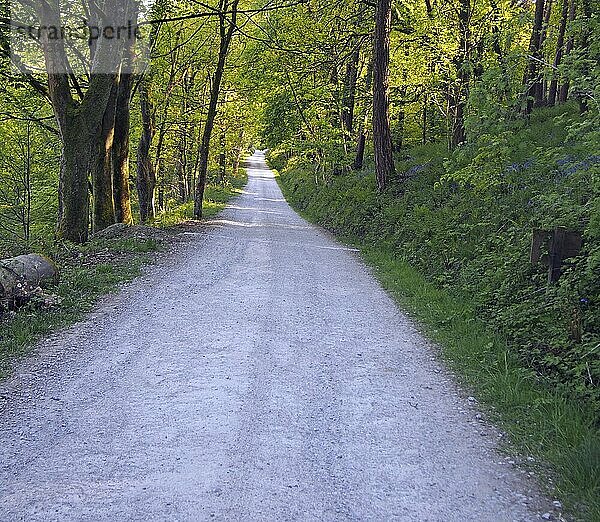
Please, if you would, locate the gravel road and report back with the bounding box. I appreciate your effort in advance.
[0,152,553,521]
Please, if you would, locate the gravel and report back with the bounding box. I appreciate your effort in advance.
[0,152,553,521]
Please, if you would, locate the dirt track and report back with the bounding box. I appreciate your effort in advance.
[0,152,552,521]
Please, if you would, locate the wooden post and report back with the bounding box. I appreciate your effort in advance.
[531,227,582,283]
[548,227,566,283]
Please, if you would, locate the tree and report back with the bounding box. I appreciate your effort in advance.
[372,0,395,190]
[193,0,240,219]
[6,0,138,241]
[137,77,157,223]
[449,0,471,148]
[523,0,546,114]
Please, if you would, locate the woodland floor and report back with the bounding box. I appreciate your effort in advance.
[0,152,560,520]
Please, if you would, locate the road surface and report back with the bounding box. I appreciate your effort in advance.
[0,152,550,521]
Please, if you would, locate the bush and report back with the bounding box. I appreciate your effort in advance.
[278,105,600,416]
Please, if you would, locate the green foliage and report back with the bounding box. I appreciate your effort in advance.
[152,170,247,228]
[0,100,59,256]
[278,105,600,413]
[276,104,600,517]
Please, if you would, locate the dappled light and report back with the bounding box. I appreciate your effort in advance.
[0,0,598,519]
[206,218,313,231]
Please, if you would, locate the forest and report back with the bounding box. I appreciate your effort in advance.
[0,0,599,518]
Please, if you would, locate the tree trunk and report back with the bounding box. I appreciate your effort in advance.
[540,0,554,51]
[39,2,90,243]
[523,0,546,114]
[353,59,373,171]
[193,0,239,219]
[548,0,569,106]
[354,130,367,170]
[558,0,577,103]
[449,0,470,148]
[538,0,553,106]
[91,79,118,233]
[372,0,395,190]
[448,83,467,149]
[176,126,189,202]
[112,1,137,225]
[219,127,227,183]
[154,119,167,198]
[112,72,134,224]
[57,119,93,243]
[137,78,156,223]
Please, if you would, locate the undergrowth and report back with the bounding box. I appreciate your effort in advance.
[0,173,248,378]
[273,104,600,520]
[152,174,247,228]
[0,238,159,377]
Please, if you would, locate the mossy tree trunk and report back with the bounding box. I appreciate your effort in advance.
[57,112,94,243]
[91,78,118,233]
[113,71,135,225]
[137,77,157,223]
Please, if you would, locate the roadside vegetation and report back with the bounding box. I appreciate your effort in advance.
[0,169,246,378]
[272,104,599,520]
[151,174,247,228]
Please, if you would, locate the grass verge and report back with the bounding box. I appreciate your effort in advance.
[0,175,248,379]
[152,175,247,228]
[275,169,600,522]
[0,237,160,378]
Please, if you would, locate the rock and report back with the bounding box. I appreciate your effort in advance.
[0,254,59,310]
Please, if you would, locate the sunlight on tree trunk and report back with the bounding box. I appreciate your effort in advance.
[193,0,240,219]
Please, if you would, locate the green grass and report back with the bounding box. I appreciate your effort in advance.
[362,245,599,521]
[0,238,159,378]
[152,174,247,228]
[275,165,600,522]
[0,171,248,378]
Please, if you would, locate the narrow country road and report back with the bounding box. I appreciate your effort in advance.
[0,152,550,521]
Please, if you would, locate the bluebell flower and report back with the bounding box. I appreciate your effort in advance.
[522,159,534,170]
